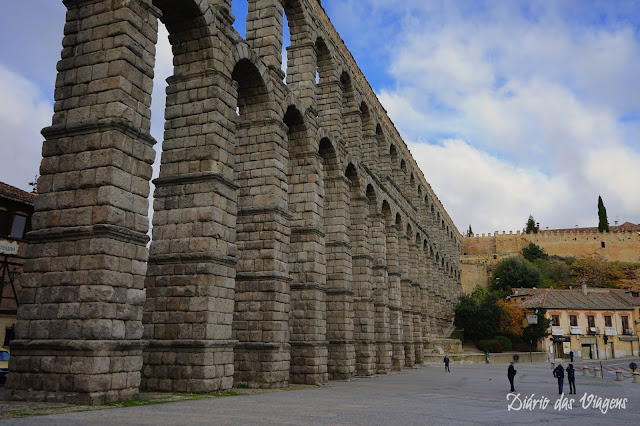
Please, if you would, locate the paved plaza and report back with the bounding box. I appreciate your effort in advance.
[2,358,639,425]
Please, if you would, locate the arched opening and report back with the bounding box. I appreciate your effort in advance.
[315,37,331,84]
[389,144,398,168]
[376,125,389,176]
[340,71,354,115]
[231,0,249,38]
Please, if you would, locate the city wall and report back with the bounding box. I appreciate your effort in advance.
[461,230,640,292]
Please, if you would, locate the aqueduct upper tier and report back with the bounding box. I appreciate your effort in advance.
[7,0,462,404]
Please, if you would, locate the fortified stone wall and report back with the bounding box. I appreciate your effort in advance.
[463,230,640,262]
[461,230,640,293]
[6,0,461,404]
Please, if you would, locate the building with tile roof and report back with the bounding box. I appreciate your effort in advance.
[0,181,35,347]
[516,286,640,361]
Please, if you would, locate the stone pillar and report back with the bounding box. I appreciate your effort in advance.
[343,109,362,164]
[232,115,291,388]
[317,79,342,137]
[5,0,161,404]
[285,41,316,109]
[351,196,375,376]
[245,0,283,71]
[360,110,376,172]
[371,213,391,374]
[411,240,423,365]
[385,221,404,370]
[418,245,430,356]
[325,175,355,380]
[142,69,239,393]
[399,230,415,367]
[288,146,328,385]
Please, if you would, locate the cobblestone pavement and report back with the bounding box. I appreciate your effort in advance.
[2,360,639,425]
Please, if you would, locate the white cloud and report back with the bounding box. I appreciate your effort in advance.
[406,139,572,234]
[0,64,52,191]
[374,1,640,233]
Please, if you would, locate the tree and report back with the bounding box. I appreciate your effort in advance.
[521,309,551,346]
[467,224,473,237]
[491,256,542,291]
[522,242,548,262]
[454,286,501,343]
[525,215,539,234]
[597,195,609,232]
[497,299,525,337]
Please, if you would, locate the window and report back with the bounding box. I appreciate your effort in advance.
[621,316,630,331]
[601,241,605,248]
[552,315,560,326]
[604,316,612,327]
[587,315,595,329]
[0,210,29,240]
[569,315,577,326]
[9,214,27,239]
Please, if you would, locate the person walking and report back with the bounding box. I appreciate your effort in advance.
[444,355,450,372]
[567,363,576,394]
[553,362,565,394]
[508,362,517,392]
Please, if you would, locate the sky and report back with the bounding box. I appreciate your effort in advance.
[1,1,639,236]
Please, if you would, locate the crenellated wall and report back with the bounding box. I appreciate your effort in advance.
[463,230,640,263]
[461,229,640,293]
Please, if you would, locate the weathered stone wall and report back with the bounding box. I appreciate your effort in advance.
[461,229,640,293]
[6,0,461,403]
[462,230,640,262]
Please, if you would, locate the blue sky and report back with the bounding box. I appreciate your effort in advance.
[1,1,639,235]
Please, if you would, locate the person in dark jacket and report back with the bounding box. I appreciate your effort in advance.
[553,362,565,394]
[508,362,517,392]
[444,355,450,372]
[567,363,576,394]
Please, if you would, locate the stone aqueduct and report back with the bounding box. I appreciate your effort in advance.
[7,0,462,403]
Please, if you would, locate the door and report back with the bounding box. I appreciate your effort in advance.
[581,344,591,360]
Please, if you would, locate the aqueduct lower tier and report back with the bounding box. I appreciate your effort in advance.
[6,0,462,403]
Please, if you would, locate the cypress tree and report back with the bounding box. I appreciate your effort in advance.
[525,215,538,234]
[597,195,609,232]
[467,224,473,237]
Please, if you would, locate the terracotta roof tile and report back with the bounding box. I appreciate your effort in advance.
[518,288,638,310]
[0,181,36,205]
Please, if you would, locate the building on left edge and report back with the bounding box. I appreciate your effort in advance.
[0,181,35,346]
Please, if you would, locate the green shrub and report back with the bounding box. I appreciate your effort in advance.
[477,339,503,353]
[491,341,503,353]
[494,336,513,352]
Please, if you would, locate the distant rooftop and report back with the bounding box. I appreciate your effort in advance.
[0,181,36,205]
[518,288,640,311]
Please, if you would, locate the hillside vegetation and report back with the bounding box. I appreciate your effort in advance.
[491,242,640,290]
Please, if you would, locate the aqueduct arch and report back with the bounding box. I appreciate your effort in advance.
[7,0,462,403]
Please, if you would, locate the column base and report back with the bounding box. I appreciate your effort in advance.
[142,339,236,393]
[328,340,355,380]
[5,339,147,405]
[234,342,290,388]
[289,341,328,385]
